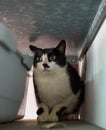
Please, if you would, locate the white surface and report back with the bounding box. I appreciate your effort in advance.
[84,19,106,129]
[23,76,37,119]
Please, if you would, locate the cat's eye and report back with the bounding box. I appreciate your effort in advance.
[36,57,42,62]
[49,55,56,61]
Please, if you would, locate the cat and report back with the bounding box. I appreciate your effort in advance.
[29,40,84,122]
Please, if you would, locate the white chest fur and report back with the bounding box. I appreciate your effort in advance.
[34,66,74,109]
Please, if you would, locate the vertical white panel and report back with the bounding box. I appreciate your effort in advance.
[23,75,37,119]
[84,19,106,129]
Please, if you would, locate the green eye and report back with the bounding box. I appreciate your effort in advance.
[49,55,56,61]
[36,57,42,62]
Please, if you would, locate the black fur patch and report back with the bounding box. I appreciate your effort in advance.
[70,81,85,114]
[37,108,44,115]
[66,63,81,94]
[32,48,66,68]
[56,107,67,117]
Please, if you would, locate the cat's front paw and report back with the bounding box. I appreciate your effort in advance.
[37,113,48,122]
[47,114,59,122]
[37,103,49,122]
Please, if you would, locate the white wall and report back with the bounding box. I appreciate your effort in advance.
[84,19,106,129]
[23,76,37,119]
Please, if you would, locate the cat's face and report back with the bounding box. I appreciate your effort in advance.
[29,40,66,72]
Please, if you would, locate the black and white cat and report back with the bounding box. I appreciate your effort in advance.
[29,40,84,122]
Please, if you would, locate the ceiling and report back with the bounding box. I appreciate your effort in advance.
[0,0,105,62]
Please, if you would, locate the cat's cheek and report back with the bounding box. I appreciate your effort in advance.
[48,62,56,71]
[49,63,59,72]
[37,63,44,71]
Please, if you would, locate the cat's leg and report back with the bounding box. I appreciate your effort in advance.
[47,103,67,122]
[66,113,79,120]
[68,97,84,120]
[37,103,49,122]
[47,94,80,122]
[47,95,76,122]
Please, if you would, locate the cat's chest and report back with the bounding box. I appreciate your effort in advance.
[34,69,73,108]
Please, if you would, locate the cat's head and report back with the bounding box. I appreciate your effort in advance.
[29,40,66,72]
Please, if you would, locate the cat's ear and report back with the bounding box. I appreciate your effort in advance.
[29,45,41,54]
[56,40,66,54]
[29,45,37,52]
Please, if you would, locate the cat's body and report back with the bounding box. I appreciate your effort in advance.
[29,40,84,122]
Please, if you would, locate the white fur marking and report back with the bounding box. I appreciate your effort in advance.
[37,103,49,122]
[42,54,48,64]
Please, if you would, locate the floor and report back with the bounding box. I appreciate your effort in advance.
[0,120,105,130]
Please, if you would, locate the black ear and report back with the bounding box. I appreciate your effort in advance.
[56,40,66,54]
[29,45,37,52]
[29,45,42,54]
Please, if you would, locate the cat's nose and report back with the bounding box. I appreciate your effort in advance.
[42,63,49,68]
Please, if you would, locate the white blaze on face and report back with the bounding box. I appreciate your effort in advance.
[42,54,48,64]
